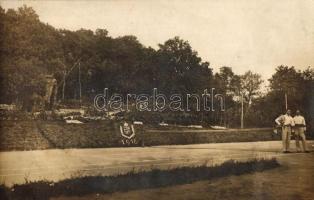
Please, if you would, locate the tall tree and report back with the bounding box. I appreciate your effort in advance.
[269,66,304,110]
[240,70,263,107]
[156,36,212,94]
[0,5,60,109]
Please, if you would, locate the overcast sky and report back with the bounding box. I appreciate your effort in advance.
[1,0,314,81]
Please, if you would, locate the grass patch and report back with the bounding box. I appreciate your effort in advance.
[0,158,279,200]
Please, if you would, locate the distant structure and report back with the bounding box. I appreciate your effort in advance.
[43,75,57,110]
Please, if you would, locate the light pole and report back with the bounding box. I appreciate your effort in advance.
[241,92,244,129]
[78,61,82,103]
[285,92,288,110]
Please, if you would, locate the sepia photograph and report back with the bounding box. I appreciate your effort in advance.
[0,0,313,199]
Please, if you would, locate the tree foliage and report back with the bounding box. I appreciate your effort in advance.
[0,6,313,131]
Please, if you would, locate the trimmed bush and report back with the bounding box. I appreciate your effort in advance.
[0,120,279,151]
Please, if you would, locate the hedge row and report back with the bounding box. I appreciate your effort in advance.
[142,128,279,146]
[0,120,279,151]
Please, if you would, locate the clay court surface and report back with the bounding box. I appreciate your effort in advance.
[0,140,313,187]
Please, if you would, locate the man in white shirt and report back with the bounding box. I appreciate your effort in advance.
[275,109,294,153]
[293,110,309,153]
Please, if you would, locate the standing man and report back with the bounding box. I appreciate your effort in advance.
[275,109,294,153]
[293,110,309,153]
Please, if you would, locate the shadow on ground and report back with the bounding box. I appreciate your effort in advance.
[0,158,279,200]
